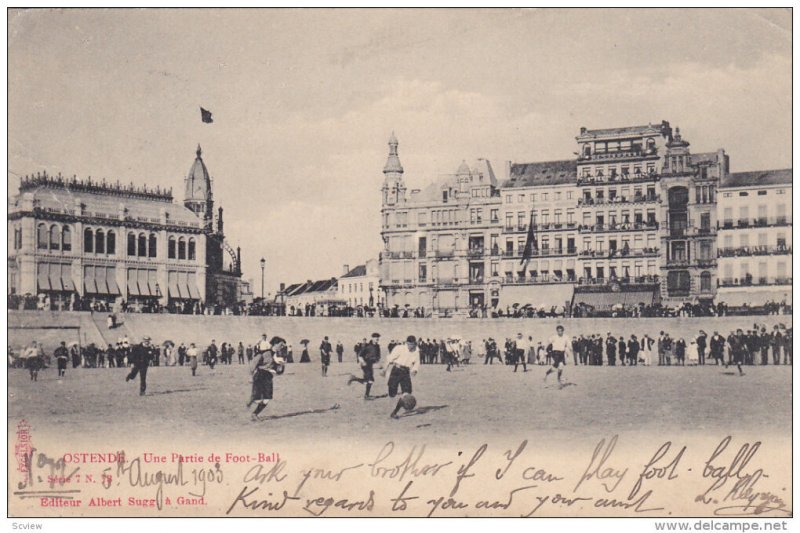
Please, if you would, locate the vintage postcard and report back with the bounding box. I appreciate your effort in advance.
[6,7,793,524]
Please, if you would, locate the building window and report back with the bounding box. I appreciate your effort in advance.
[178,238,186,260]
[95,229,105,254]
[84,228,94,253]
[37,223,48,250]
[739,191,749,197]
[700,271,712,291]
[127,233,136,256]
[490,209,498,222]
[107,230,115,255]
[188,238,196,260]
[168,237,176,259]
[49,225,60,251]
[138,233,147,257]
[62,227,72,251]
[148,234,157,258]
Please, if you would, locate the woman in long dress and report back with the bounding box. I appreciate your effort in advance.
[299,342,311,363]
[248,336,286,421]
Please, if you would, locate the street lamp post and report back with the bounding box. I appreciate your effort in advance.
[260,257,266,300]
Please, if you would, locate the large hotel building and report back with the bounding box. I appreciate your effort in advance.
[8,146,245,311]
[379,122,791,314]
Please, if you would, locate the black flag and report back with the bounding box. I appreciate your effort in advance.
[520,209,537,266]
[200,107,213,123]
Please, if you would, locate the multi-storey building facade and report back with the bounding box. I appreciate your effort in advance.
[338,260,380,308]
[716,168,792,305]
[378,124,791,314]
[380,133,502,314]
[7,146,244,311]
[496,160,578,310]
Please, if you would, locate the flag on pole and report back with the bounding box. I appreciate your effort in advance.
[520,209,537,266]
[200,107,213,123]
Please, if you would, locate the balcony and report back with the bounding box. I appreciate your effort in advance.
[578,194,660,207]
[502,222,577,234]
[578,222,659,234]
[665,258,690,267]
[382,251,415,260]
[717,217,792,230]
[467,248,486,258]
[717,245,792,258]
[434,250,455,259]
[577,147,659,163]
[575,275,660,289]
[577,171,660,187]
[717,277,793,288]
[578,247,659,259]
[503,275,577,285]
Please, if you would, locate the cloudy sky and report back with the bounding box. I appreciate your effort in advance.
[8,8,791,294]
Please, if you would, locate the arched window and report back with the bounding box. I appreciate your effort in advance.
[84,228,94,253]
[62,226,71,252]
[188,238,196,260]
[107,230,115,255]
[148,234,157,258]
[646,138,655,152]
[127,233,136,256]
[14,227,21,249]
[95,229,105,254]
[700,271,712,292]
[50,225,60,250]
[168,237,176,259]
[37,223,48,250]
[138,233,147,257]
[178,238,186,260]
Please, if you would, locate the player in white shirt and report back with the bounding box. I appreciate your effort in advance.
[383,335,421,419]
[187,343,199,376]
[544,325,571,388]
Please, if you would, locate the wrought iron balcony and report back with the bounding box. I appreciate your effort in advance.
[717,245,792,258]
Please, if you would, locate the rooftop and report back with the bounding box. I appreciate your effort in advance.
[341,265,367,278]
[501,159,577,188]
[721,168,792,189]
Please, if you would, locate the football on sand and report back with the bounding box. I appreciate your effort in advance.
[401,394,416,411]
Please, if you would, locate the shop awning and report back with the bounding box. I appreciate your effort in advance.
[95,267,109,294]
[187,273,201,299]
[127,270,140,296]
[106,269,120,295]
[147,270,159,297]
[138,270,151,296]
[571,291,621,311]
[169,272,183,299]
[716,288,792,307]
[621,290,658,307]
[37,266,51,291]
[60,265,75,292]
[84,268,98,294]
[48,266,63,291]
[497,283,573,309]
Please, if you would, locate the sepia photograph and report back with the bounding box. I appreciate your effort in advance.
[5,7,794,525]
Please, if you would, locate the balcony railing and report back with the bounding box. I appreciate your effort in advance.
[503,275,577,285]
[577,172,660,186]
[717,277,793,288]
[578,222,659,233]
[502,222,577,234]
[578,194,660,207]
[577,147,657,163]
[381,251,416,260]
[575,275,660,288]
[578,247,659,259]
[717,217,792,230]
[717,245,792,258]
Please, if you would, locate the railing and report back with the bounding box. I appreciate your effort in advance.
[577,172,660,186]
[434,250,455,258]
[577,148,662,164]
[665,258,690,266]
[382,251,415,259]
[578,194,660,207]
[717,245,792,258]
[467,248,485,258]
[717,217,792,230]
[718,277,793,288]
[578,247,658,259]
[578,222,659,233]
[502,222,577,234]
[576,275,660,287]
[503,275,577,285]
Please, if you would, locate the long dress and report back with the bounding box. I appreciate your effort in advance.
[299,348,311,363]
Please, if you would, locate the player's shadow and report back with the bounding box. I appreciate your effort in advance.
[260,404,341,421]
[399,405,448,418]
[150,387,208,395]
[721,371,744,376]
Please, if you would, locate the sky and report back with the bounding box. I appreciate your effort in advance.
[7,8,792,295]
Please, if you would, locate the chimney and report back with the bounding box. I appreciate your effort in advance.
[343,264,350,276]
[505,160,512,181]
[580,127,587,135]
[280,283,285,292]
